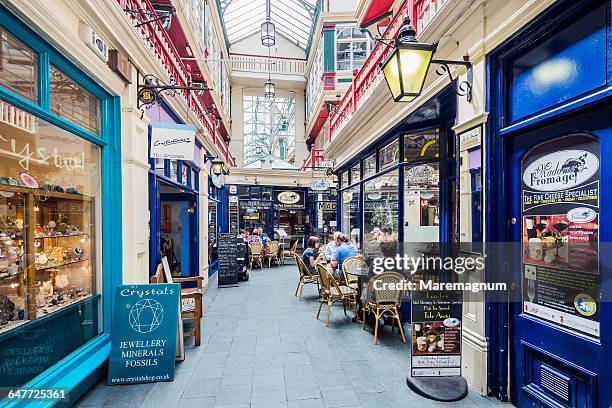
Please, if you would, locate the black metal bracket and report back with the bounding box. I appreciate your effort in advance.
[137,72,212,118]
[431,58,473,102]
[325,102,350,120]
[123,7,174,28]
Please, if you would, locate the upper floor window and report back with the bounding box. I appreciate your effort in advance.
[0,27,38,103]
[50,65,101,134]
[336,27,371,72]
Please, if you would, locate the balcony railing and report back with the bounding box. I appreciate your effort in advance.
[116,0,235,166]
[229,53,306,76]
[329,0,412,141]
[301,148,326,171]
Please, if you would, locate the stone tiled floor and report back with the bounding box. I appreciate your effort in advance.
[74,265,509,408]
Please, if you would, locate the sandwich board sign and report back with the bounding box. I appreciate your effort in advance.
[108,283,180,385]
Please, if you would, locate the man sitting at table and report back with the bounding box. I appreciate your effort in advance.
[324,231,341,261]
[330,233,358,275]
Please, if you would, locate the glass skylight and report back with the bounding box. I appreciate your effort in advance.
[221,0,317,48]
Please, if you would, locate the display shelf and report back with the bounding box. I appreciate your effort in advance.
[35,258,88,271]
[0,319,28,335]
[0,184,91,201]
[35,233,86,239]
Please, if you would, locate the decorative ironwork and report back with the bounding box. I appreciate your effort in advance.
[123,6,174,29]
[432,58,472,102]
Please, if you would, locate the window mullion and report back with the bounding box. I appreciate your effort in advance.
[39,51,50,110]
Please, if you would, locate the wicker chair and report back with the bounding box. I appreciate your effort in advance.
[281,239,298,264]
[316,263,357,326]
[265,240,280,267]
[249,242,263,269]
[293,253,320,300]
[342,256,367,290]
[363,272,407,344]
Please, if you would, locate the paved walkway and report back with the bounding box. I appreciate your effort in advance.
[75,264,507,408]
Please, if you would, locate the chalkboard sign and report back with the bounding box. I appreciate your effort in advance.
[217,233,238,287]
[108,284,180,385]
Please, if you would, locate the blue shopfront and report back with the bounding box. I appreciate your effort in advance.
[147,103,201,279]
[487,0,612,406]
[0,4,122,405]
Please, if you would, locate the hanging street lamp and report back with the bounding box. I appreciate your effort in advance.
[379,15,472,102]
[261,18,276,47]
[265,77,275,99]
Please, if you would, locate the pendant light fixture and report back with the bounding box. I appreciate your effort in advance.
[261,0,276,47]
[264,38,275,99]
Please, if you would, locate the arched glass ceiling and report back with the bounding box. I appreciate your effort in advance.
[220,0,317,49]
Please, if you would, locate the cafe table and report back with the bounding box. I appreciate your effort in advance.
[345,267,371,322]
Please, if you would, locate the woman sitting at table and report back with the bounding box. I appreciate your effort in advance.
[302,236,324,275]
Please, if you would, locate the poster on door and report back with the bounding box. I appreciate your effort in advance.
[410,291,462,377]
[521,134,600,338]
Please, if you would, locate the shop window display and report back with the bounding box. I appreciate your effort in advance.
[379,139,399,170]
[0,28,38,103]
[0,101,100,334]
[350,164,360,184]
[363,153,376,178]
[364,170,399,242]
[341,185,360,246]
[404,129,439,162]
[403,163,440,242]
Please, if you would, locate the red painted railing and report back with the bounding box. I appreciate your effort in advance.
[329,0,412,141]
[301,148,326,171]
[116,0,235,166]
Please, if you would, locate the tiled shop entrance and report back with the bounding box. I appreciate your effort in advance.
[75,265,505,408]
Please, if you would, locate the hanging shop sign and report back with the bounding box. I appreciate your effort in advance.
[229,196,239,236]
[217,233,238,287]
[407,165,437,185]
[150,123,196,161]
[211,173,223,188]
[274,190,305,209]
[108,283,180,385]
[521,134,600,338]
[317,202,336,211]
[411,290,462,377]
[309,179,330,191]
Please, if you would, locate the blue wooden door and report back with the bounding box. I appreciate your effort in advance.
[506,106,612,408]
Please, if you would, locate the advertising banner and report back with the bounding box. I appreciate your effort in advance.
[108,284,180,385]
[150,123,196,160]
[411,291,462,377]
[521,134,600,337]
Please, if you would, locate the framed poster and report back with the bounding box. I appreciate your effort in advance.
[521,133,600,337]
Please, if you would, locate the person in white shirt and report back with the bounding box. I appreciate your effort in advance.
[324,231,341,261]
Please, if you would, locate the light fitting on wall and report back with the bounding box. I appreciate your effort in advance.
[123,5,174,30]
[136,72,211,116]
[377,15,472,102]
[205,155,227,177]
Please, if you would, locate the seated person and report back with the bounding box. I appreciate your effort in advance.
[248,229,262,244]
[330,233,358,275]
[302,236,324,274]
[324,231,340,261]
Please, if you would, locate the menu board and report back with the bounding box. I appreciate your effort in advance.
[411,291,462,377]
[521,134,600,337]
[217,233,238,287]
[229,196,239,237]
[108,284,180,385]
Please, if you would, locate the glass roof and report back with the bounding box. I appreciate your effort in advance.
[220,0,317,49]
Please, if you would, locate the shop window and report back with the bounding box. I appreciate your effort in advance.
[458,127,483,253]
[350,164,360,184]
[261,187,272,201]
[363,153,376,178]
[379,139,399,170]
[341,171,349,187]
[404,129,439,162]
[250,187,260,200]
[0,99,101,381]
[154,158,165,176]
[192,168,198,191]
[364,170,399,243]
[403,163,440,243]
[49,65,101,135]
[180,163,188,185]
[336,27,371,71]
[341,185,360,247]
[169,160,178,182]
[0,28,38,103]
[239,186,249,199]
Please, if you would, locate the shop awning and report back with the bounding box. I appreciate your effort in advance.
[359,0,394,29]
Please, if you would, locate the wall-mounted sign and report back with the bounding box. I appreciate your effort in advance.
[108,50,131,83]
[274,190,305,209]
[309,179,330,191]
[318,160,334,169]
[521,134,600,338]
[229,185,238,194]
[150,123,196,160]
[411,291,462,377]
[229,196,239,236]
[78,24,109,62]
[241,200,272,210]
[211,173,223,189]
[317,202,336,211]
[108,284,180,385]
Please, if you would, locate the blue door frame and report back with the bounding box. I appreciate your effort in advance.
[486,0,612,403]
[0,4,122,404]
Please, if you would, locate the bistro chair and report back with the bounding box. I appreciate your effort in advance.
[316,263,357,327]
[363,272,406,345]
[293,253,320,300]
[265,240,280,267]
[150,263,203,347]
[281,239,299,264]
[249,242,264,269]
[342,256,367,290]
